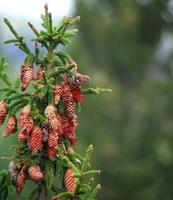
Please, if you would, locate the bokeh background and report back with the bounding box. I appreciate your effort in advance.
[1,0,173,199]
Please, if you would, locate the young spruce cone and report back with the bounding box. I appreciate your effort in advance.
[18,117,34,141]
[15,171,26,193]
[48,130,58,148]
[28,165,43,181]
[47,146,57,160]
[28,126,43,152]
[20,64,34,91]
[3,116,17,137]
[0,100,7,125]
[18,104,31,127]
[64,168,76,195]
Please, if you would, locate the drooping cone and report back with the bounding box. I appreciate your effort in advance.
[15,171,26,193]
[18,118,34,141]
[18,104,31,127]
[20,64,34,91]
[63,116,78,145]
[44,105,56,119]
[0,100,7,125]
[3,116,17,137]
[28,126,43,152]
[48,130,58,147]
[65,99,75,119]
[53,85,62,105]
[64,168,76,195]
[47,146,57,160]
[8,160,18,183]
[28,166,43,181]
[49,117,59,130]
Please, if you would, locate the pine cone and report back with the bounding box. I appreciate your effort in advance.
[3,116,17,137]
[63,116,78,145]
[53,85,62,105]
[18,104,31,127]
[49,117,59,131]
[65,100,75,119]
[8,160,18,183]
[40,123,49,142]
[44,105,56,119]
[47,147,57,159]
[48,130,58,148]
[20,64,34,91]
[28,126,43,152]
[0,100,7,125]
[28,165,43,181]
[15,171,26,193]
[64,168,76,195]
[18,118,34,141]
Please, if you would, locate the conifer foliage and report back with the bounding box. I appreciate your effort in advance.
[0,4,111,200]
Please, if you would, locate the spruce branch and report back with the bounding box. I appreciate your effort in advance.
[82,87,112,94]
[4,18,33,55]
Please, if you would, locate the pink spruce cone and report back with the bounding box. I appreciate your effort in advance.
[20,64,34,91]
[64,168,76,195]
[15,171,26,193]
[48,130,58,148]
[18,104,31,127]
[28,165,43,181]
[18,117,34,141]
[28,126,43,152]
[0,100,7,125]
[3,116,17,137]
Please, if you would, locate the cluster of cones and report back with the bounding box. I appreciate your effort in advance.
[0,63,90,196]
[9,161,43,193]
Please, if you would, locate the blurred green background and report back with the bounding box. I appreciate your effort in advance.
[1,0,173,199]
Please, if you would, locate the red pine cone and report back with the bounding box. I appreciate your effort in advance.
[28,126,43,152]
[18,118,34,141]
[47,147,57,159]
[64,168,76,195]
[71,87,83,103]
[63,116,78,145]
[48,130,58,148]
[28,165,43,181]
[53,85,62,105]
[49,117,59,131]
[65,99,75,118]
[20,64,34,91]
[18,104,31,127]
[0,100,7,125]
[3,116,17,137]
[44,105,56,119]
[15,171,26,193]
